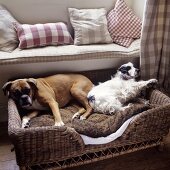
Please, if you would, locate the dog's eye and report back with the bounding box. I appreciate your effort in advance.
[14,90,21,97]
[119,66,127,73]
[126,66,131,71]
[119,66,125,71]
[22,88,30,94]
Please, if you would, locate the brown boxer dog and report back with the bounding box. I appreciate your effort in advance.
[2,74,93,128]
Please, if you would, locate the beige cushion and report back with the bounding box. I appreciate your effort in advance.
[69,8,112,45]
[0,5,19,52]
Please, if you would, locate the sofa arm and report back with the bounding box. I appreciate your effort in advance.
[8,99,85,166]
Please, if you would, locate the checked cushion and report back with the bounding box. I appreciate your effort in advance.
[107,0,142,47]
[15,22,73,49]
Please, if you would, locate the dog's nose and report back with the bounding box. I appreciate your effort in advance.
[20,95,30,106]
[88,95,95,102]
[136,69,140,73]
[21,95,28,101]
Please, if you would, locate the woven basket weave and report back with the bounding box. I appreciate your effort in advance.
[8,69,170,169]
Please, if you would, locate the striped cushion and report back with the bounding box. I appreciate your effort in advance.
[15,22,73,49]
[107,0,142,47]
[69,8,112,45]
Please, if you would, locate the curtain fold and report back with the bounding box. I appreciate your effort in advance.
[140,0,170,91]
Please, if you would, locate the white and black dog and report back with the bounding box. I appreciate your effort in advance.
[87,62,158,115]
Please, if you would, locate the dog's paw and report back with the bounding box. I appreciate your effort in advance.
[108,107,116,115]
[54,121,65,127]
[149,79,158,84]
[72,112,80,119]
[120,104,131,112]
[147,79,158,88]
[22,118,30,128]
[80,115,87,120]
[143,100,150,105]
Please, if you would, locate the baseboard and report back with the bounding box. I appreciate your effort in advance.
[0,121,8,127]
[0,101,8,122]
[0,121,8,137]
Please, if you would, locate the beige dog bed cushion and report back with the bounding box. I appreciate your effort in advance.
[28,100,154,138]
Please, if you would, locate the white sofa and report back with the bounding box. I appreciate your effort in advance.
[0,0,145,122]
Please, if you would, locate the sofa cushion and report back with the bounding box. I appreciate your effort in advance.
[15,22,73,49]
[0,39,140,65]
[107,0,142,47]
[0,5,19,52]
[69,8,112,45]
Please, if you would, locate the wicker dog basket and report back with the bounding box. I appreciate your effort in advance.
[8,69,170,170]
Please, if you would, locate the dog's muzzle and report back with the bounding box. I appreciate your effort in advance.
[20,95,32,107]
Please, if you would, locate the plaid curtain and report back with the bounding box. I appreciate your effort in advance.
[140,0,170,91]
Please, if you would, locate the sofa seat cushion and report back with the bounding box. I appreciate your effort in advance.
[0,39,140,65]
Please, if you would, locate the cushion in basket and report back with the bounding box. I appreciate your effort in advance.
[0,5,19,52]
[107,0,142,47]
[68,8,112,45]
[15,22,73,49]
[29,101,152,137]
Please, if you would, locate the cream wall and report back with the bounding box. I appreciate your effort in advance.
[0,0,142,33]
[0,0,145,122]
[132,0,146,20]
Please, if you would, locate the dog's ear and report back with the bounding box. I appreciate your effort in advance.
[118,66,122,71]
[2,81,12,96]
[26,78,38,90]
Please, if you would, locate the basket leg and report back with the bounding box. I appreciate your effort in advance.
[157,135,169,152]
[158,141,165,152]
[19,166,27,170]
